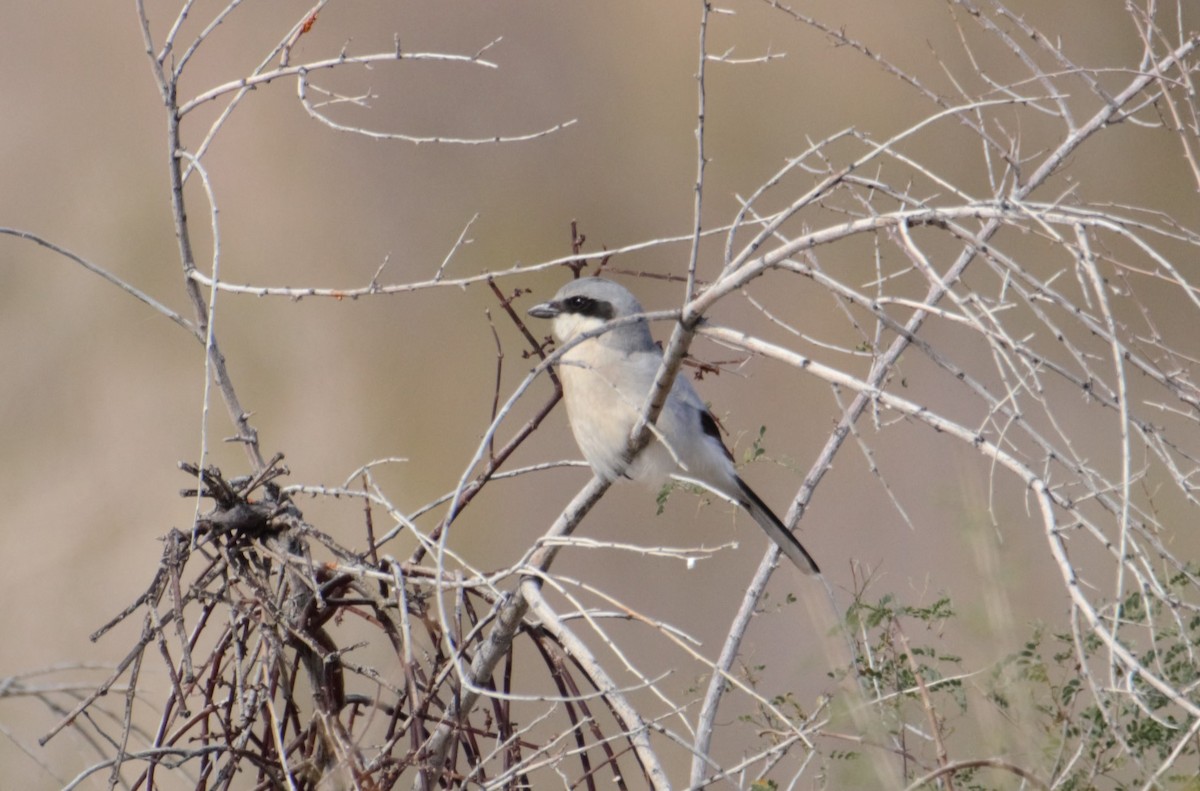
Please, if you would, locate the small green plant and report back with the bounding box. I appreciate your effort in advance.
[803,578,1200,789]
[744,425,769,465]
[991,570,1200,790]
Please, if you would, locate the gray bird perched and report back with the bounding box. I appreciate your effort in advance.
[527,277,820,574]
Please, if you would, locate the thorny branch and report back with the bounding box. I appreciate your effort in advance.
[7,1,1200,789]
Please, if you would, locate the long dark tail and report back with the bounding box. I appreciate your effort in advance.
[736,477,820,574]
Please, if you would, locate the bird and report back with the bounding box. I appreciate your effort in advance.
[527,277,820,574]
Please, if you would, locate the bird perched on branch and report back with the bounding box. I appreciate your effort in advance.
[528,277,820,574]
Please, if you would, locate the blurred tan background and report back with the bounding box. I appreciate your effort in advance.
[2,1,1197,786]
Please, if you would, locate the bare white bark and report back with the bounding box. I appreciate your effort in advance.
[4,1,1199,788]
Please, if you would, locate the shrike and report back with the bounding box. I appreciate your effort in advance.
[528,277,820,574]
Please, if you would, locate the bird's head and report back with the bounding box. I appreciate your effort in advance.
[527,278,651,347]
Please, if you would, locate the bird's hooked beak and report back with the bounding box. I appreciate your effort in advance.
[527,300,561,319]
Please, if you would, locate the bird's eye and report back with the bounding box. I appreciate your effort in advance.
[566,296,593,312]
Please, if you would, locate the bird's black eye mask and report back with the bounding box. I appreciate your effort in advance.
[561,295,615,320]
